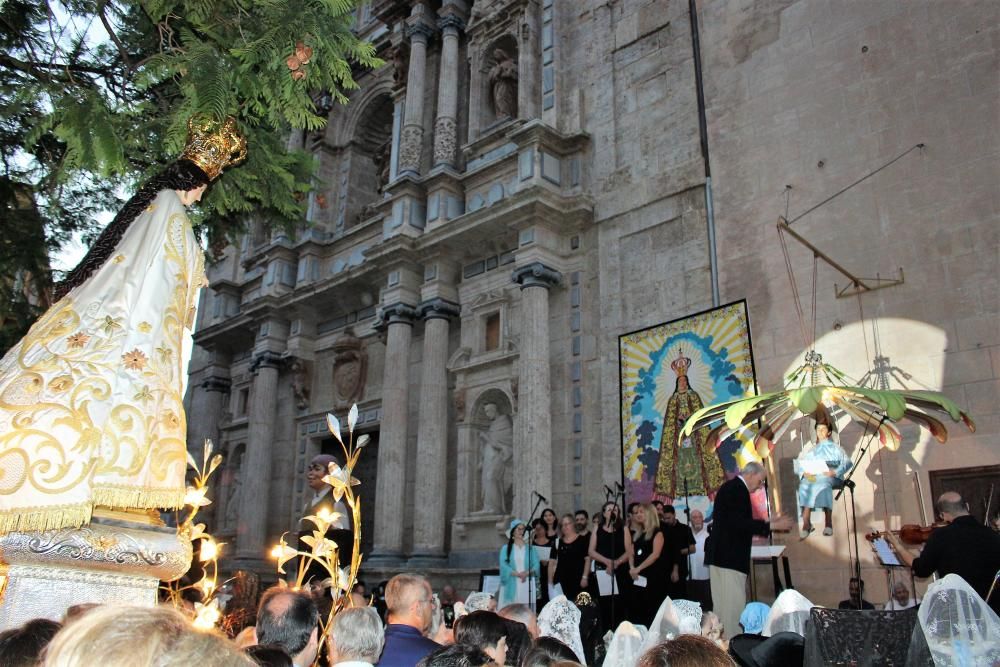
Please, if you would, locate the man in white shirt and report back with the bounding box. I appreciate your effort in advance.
[329,607,385,667]
[883,580,918,610]
[688,509,713,612]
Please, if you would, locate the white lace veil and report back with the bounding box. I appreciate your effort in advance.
[640,596,703,652]
[604,621,648,667]
[763,589,814,637]
[537,594,585,663]
[918,573,1000,666]
[465,591,493,612]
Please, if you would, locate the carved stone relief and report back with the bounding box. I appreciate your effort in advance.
[398,125,424,173]
[332,331,368,407]
[433,116,458,165]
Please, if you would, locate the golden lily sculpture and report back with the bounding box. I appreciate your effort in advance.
[681,351,976,460]
[163,439,225,630]
[271,403,369,666]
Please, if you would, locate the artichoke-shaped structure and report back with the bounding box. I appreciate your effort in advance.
[680,351,976,459]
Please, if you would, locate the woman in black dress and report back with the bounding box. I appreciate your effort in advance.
[541,508,560,542]
[628,502,667,626]
[531,518,555,609]
[549,514,592,603]
[588,501,634,632]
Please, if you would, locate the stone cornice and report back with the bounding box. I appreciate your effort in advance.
[202,376,232,393]
[512,262,562,290]
[380,302,419,326]
[419,298,461,321]
[250,349,286,372]
[406,21,436,43]
[438,13,466,33]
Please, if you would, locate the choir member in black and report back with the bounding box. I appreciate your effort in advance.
[541,508,560,542]
[658,503,696,599]
[629,502,667,626]
[549,513,592,603]
[531,518,555,609]
[589,501,634,632]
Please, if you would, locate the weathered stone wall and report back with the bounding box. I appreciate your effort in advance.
[698,0,1000,605]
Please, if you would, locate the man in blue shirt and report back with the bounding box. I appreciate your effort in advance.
[375,574,440,667]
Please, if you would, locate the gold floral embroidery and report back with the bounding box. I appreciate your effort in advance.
[122,348,148,371]
[113,255,126,264]
[155,345,173,362]
[138,322,152,333]
[133,385,153,404]
[66,332,90,349]
[48,375,74,393]
[102,316,123,335]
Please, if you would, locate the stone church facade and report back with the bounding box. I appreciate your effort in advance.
[185,0,999,605]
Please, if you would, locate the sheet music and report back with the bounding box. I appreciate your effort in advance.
[634,575,648,588]
[595,569,616,596]
[799,459,830,475]
[533,546,551,562]
[873,537,901,566]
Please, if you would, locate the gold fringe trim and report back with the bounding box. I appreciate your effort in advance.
[0,502,93,535]
[91,485,185,511]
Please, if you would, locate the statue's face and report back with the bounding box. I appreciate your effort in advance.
[484,404,497,419]
[678,375,689,391]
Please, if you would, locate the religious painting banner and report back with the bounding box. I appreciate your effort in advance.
[619,300,763,521]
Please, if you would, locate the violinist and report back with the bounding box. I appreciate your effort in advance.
[884,492,1000,616]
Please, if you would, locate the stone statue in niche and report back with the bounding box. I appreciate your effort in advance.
[290,359,311,410]
[489,49,518,119]
[374,138,392,193]
[476,402,514,514]
[225,465,243,528]
[332,331,367,408]
[392,45,409,86]
[454,388,466,422]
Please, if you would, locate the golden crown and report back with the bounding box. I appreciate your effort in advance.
[179,115,247,180]
[671,347,692,377]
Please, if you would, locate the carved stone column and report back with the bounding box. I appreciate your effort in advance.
[235,349,283,560]
[371,303,418,564]
[398,11,436,176]
[410,299,460,565]
[198,375,231,525]
[433,13,465,167]
[512,262,561,518]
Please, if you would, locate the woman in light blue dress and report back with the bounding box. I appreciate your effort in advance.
[794,423,851,538]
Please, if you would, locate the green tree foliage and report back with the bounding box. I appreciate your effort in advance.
[0,0,380,353]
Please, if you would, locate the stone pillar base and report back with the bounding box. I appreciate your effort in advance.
[365,552,408,569]
[0,511,191,630]
[407,553,448,569]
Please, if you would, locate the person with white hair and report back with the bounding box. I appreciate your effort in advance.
[704,462,794,641]
[329,607,385,666]
[883,580,918,611]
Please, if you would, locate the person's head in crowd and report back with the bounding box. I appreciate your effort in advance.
[739,461,767,492]
[541,509,558,534]
[499,603,539,639]
[890,581,911,607]
[592,512,602,529]
[626,502,640,528]
[234,626,258,649]
[652,500,665,522]
[848,577,866,605]
[573,510,589,533]
[935,491,969,522]
[701,611,724,646]
[558,514,578,540]
[738,602,770,635]
[661,505,678,526]
[453,611,508,665]
[600,502,621,530]
[632,503,659,540]
[521,636,579,666]
[465,592,496,613]
[506,519,527,558]
[416,643,495,667]
[245,645,293,667]
[41,604,251,667]
[307,453,338,492]
[63,603,98,623]
[386,574,436,633]
[690,509,705,532]
[255,588,320,667]
[328,607,384,665]
[637,635,735,667]
[498,618,530,666]
[531,518,548,543]
[0,618,61,667]
[440,585,458,606]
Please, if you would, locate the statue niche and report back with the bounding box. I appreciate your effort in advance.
[343,92,393,228]
[473,396,515,515]
[488,42,518,122]
[331,331,367,408]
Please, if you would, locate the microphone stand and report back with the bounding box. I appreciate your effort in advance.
[527,491,545,527]
[836,414,886,582]
[683,477,692,583]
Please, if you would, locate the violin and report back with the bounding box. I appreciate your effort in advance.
[866,523,946,545]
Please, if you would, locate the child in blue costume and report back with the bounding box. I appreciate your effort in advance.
[794,423,851,538]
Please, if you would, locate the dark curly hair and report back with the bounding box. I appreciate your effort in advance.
[54,159,210,299]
